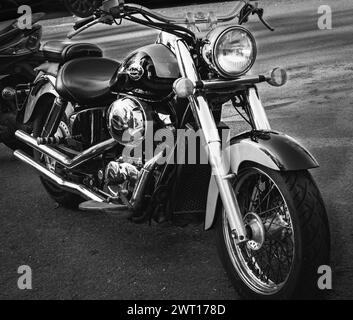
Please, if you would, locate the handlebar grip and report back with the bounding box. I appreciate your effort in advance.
[74,16,96,30]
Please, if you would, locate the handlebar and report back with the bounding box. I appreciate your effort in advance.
[124,0,247,24]
[68,17,102,39]
[73,15,96,30]
[68,0,274,40]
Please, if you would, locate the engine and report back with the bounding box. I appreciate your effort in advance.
[106,96,146,147]
[105,95,176,204]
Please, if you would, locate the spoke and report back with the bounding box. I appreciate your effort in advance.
[276,245,285,282]
[232,168,295,291]
[257,205,282,216]
[248,180,260,211]
[254,182,275,212]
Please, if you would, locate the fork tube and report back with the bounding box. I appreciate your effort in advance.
[174,39,248,243]
[247,88,271,130]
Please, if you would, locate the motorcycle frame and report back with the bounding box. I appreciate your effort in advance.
[15,34,319,246]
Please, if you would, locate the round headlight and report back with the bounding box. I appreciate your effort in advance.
[202,26,257,78]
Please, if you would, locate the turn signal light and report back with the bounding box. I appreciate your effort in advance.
[267,68,288,87]
[173,78,195,98]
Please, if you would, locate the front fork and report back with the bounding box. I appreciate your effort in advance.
[175,40,271,244]
[191,94,248,243]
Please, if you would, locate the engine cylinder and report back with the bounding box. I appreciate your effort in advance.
[106,96,146,147]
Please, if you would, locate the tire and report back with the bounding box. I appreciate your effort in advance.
[216,163,330,299]
[0,111,32,154]
[32,109,83,209]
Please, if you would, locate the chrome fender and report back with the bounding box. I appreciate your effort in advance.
[204,130,319,230]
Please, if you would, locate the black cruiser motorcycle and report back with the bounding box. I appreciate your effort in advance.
[14,0,330,299]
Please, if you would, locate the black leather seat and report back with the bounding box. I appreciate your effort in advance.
[41,41,103,64]
[56,57,120,106]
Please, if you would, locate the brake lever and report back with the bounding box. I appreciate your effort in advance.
[67,19,99,39]
[254,8,275,31]
[67,13,113,39]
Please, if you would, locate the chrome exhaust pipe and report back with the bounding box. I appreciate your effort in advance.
[130,151,164,209]
[15,130,117,169]
[13,150,105,203]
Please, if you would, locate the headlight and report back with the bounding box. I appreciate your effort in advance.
[202,26,257,78]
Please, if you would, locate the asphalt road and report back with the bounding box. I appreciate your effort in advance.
[1,0,353,299]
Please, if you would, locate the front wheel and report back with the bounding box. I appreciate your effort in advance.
[216,164,330,299]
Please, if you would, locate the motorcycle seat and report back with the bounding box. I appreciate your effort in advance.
[41,41,103,64]
[56,57,120,106]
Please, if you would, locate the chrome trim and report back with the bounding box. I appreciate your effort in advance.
[13,150,105,202]
[205,175,218,230]
[44,74,57,87]
[247,88,271,130]
[201,75,268,91]
[130,152,164,208]
[202,25,257,78]
[124,1,247,24]
[222,166,295,295]
[23,74,58,124]
[15,130,117,169]
[174,39,199,85]
[175,39,247,243]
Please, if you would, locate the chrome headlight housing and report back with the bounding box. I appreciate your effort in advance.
[202,26,257,78]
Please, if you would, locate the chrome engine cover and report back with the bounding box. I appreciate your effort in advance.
[105,160,140,199]
[106,96,146,147]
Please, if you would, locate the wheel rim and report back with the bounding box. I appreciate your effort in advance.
[222,167,295,295]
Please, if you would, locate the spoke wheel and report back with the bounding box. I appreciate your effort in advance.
[216,163,330,299]
[224,167,295,295]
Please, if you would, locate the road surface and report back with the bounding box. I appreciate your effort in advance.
[0,0,352,299]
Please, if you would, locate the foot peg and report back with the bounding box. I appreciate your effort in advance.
[79,200,132,216]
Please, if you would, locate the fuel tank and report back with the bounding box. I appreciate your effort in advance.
[110,43,180,98]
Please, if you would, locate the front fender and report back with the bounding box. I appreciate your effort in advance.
[204,130,319,230]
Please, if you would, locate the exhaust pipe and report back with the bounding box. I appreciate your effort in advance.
[13,150,105,203]
[15,130,117,169]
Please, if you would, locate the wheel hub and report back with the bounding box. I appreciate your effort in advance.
[244,212,265,251]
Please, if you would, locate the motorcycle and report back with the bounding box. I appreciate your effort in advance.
[0,11,106,150]
[14,0,330,299]
[0,12,45,150]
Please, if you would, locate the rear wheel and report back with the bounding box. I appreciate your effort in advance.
[216,163,330,299]
[32,109,83,209]
[0,111,32,153]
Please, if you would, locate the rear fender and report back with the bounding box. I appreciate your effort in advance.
[23,74,58,123]
[204,130,319,230]
[23,62,59,123]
